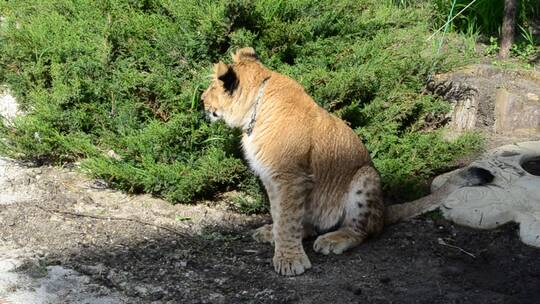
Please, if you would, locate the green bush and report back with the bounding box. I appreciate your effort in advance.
[0,0,481,209]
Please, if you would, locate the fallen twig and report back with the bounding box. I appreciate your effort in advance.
[35,205,189,238]
[437,238,476,258]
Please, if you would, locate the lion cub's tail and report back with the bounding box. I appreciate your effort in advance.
[384,167,494,225]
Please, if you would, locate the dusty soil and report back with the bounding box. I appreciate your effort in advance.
[0,160,539,304]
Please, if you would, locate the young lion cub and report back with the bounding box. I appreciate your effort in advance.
[202,47,492,276]
[201,47,383,276]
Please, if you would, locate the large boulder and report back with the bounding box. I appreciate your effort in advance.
[432,141,540,248]
[427,64,540,144]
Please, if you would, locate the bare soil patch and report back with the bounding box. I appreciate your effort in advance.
[0,160,539,303]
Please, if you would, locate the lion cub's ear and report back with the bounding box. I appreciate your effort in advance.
[214,61,238,94]
[232,47,259,63]
[213,61,229,78]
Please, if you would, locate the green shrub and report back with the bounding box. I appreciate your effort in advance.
[0,0,482,208]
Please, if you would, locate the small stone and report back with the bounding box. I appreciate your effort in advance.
[208,292,225,304]
[178,261,187,267]
[106,150,122,160]
[254,288,274,299]
[89,179,109,189]
[526,93,539,101]
[134,285,149,297]
[80,263,106,275]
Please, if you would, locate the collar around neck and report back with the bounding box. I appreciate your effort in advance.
[245,76,270,136]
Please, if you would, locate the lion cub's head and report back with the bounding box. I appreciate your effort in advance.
[201,47,264,128]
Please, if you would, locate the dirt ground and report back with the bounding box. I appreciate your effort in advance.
[0,159,539,304]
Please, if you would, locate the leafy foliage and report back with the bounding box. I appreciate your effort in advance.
[0,0,482,208]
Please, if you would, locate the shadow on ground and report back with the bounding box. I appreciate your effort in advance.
[39,219,540,303]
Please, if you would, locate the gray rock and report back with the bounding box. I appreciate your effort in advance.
[427,64,540,142]
[432,141,540,248]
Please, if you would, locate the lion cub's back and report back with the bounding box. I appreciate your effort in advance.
[311,107,371,170]
[257,70,372,180]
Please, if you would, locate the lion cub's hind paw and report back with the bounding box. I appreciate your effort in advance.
[314,230,363,255]
[252,224,274,244]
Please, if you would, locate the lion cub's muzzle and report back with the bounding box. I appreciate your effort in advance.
[204,109,220,122]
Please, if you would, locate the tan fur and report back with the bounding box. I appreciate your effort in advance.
[201,47,448,276]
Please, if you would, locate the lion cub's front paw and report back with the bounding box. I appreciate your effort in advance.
[273,250,312,276]
[252,224,274,244]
